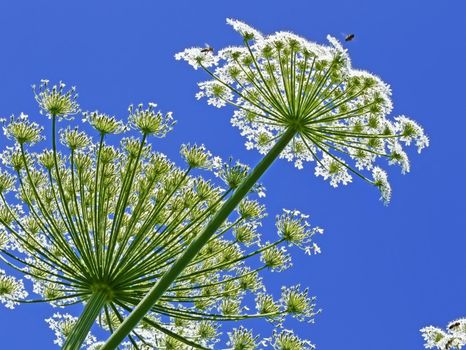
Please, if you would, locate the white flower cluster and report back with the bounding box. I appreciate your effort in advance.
[226,327,316,350]
[32,80,79,119]
[3,113,44,145]
[421,319,466,350]
[180,143,213,169]
[176,18,429,203]
[174,47,219,70]
[314,155,352,188]
[128,103,176,137]
[226,18,264,40]
[372,166,392,205]
[45,313,97,348]
[276,209,323,254]
[0,268,28,309]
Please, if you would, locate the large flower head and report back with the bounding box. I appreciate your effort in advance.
[176,19,429,204]
[0,81,322,348]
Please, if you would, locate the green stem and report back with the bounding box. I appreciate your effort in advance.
[101,127,296,350]
[62,289,109,350]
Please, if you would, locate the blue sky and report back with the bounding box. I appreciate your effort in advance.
[0,0,465,349]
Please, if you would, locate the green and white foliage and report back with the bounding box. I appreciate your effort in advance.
[176,18,428,204]
[421,319,466,350]
[0,81,322,348]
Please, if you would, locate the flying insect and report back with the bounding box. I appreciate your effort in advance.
[201,44,214,53]
[345,33,355,42]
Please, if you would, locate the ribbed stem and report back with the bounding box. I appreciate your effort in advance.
[101,127,296,350]
[62,289,109,350]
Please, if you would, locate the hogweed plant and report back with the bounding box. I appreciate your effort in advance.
[0,81,322,349]
[103,18,428,349]
[421,318,466,349]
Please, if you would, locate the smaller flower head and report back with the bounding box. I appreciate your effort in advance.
[421,326,451,349]
[0,269,28,309]
[227,326,259,350]
[238,199,266,221]
[0,229,10,250]
[280,285,317,322]
[37,149,57,170]
[261,245,291,272]
[83,111,126,135]
[45,313,96,347]
[32,80,79,118]
[234,223,260,246]
[197,321,219,343]
[276,209,323,251]
[372,167,392,205]
[238,268,263,291]
[0,170,15,194]
[0,147,28,172]
[255,293,280,317]
[270,330,316,350]
[395,115,430,153]
[388,142,410,174]
[216,158,250,189]
[226,18,263,41]
[220,299,241,316]
[175,48,219,70]
[128,103,175,136]
[314,155,352,188]
[121,137,151,159]
[180,144,213,169]
[60,127,91,150]
[3,113,43,145]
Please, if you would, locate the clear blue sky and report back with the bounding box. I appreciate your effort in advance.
[0,0,465,349]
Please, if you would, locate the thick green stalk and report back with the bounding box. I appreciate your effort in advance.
[62,289,109,350]
[101,127,296,350]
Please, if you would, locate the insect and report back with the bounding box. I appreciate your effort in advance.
[445,338,455,349]
[201,44,214,53]
[344,33,355,42]
[449,321,461,329]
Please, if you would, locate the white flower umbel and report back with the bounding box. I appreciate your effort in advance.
[32,80,79,119]
[0,81,323,349]
[45,313,97,348]
[268,329,316,350]
[0,268,28,309]
[176,18,429,203]
[421,319,466,349]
